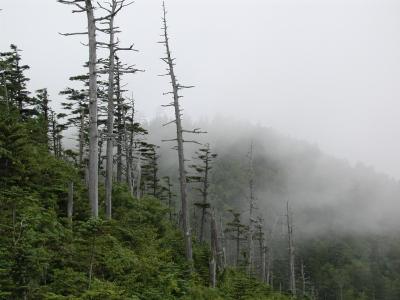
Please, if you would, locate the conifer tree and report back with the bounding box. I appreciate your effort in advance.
[140,143,160,197]
[60,81,88,166]
[0,45,33,117]
[159,176,176,221]
[35,88,51,148]
[188,144,217,242]
[225,210,248,267]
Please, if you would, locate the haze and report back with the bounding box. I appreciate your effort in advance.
[1,0,400,178]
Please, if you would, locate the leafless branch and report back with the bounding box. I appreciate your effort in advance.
[162,138,178,143]
[162,119,176,127]
[183,140,202,145]
[59,31,88,36]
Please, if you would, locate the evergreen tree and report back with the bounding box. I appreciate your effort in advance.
[224,210,249,268]
[188,144,217,243]
[0,44,34,117]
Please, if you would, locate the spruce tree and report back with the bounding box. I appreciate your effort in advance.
[188,144,217,242]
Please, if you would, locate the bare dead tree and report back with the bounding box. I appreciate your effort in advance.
[209,209,219,288]
[58,0,99,217]
[246,142,256,276]
[67,181,74,224]
[265,216,279,287]
[286,201,296,296]
[301,259,306,297]
[103,0,118,220]
[59,0,137,218]
[136,152,142,199]
[97,0,134,220]
[124,97,135,197]
[219,215,227,269]
[254,216,266,282]
[159,2,205,263]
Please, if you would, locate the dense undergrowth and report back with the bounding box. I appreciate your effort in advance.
[0,107,290,299]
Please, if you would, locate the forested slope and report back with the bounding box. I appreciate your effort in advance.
[0,103,289,299]
[148,117,400,300]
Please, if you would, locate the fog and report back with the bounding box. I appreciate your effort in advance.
[143,116,400,236]
[2,0,400,180]
[2,0,400,233]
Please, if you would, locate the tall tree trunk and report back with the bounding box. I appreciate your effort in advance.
[136,153,141,199]
[152,152,158,197]
[162,2,192,262]
[125,104,134,197]
[115,61,123,182]
[88,234,95,288]
[210,211,218,288]
[260,234,266,282]
[51,112,57,156]
[247,143,255,276]
[219,216,226,269]
[301,259,306,297]
[266,245,272,285]
[199,156,209,242]
[67,181,74,224]
[287,201,296,296]
[166,177,173,221]
[105,2,117,220]
[236,228,240,267]
[2,72,9,112]
[79,106,85,166]
[86,0,99,218]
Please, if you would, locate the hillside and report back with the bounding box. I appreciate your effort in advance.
[147,117,400,299]
[0,105,289,299]
[2,1,400,298]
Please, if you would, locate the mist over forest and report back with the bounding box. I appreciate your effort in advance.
[1,1,400,300]
[145,116,400,235]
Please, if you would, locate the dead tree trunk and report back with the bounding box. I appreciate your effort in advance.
[50,111,57,157]
[125,100,135,197]
[2,71,9,112]
[247,142,256,276]
[219,216,227,269]
[210,210,219,288]
[67,181,74,223]
[104,1,117,220]
[164,176,174,221]
[301,259,306,297]
[286,201,296,296]
[136,153,141,199]
[199,155,209,242]
[160,2,195,262]
[257,221,266,282]
[79,106,85,166]
[266,245,272,285]
[86,0,99,218]
[115,59,123,183]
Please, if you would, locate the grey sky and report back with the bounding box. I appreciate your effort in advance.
[1,0,400,178]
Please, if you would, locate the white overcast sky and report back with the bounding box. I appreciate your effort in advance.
[1,0,400,179]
